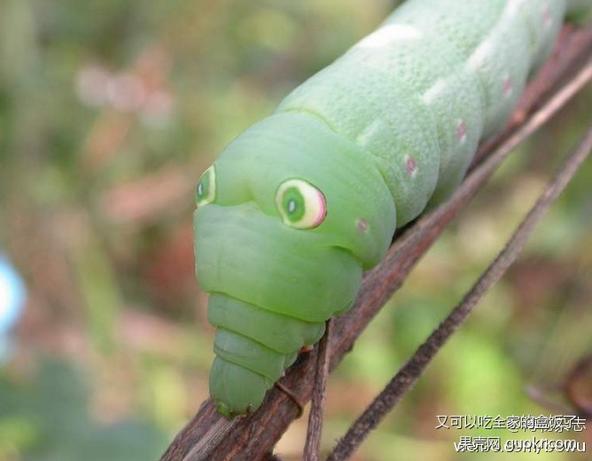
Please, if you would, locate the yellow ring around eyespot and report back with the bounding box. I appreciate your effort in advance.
[275,179,327,229]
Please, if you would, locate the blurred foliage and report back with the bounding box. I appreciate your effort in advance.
[0,359,166,460]
[0,0,590,460]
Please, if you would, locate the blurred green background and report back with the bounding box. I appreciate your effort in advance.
[0,0,591,460]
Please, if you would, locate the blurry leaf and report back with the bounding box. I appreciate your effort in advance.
[0,358,166,460]
[0,0,38,86]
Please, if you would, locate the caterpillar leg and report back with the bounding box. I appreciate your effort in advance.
[207,295,323,416]
[194,113,396,416]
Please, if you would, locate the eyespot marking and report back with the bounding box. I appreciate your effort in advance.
[196,165,216,206]
[405,155,418,177]
[275,179,327,229]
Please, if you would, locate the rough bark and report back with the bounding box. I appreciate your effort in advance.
[160,25,592,461]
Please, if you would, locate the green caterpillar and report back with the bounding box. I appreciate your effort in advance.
[194,0,584,417]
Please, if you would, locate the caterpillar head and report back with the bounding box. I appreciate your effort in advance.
[194,112,395,415]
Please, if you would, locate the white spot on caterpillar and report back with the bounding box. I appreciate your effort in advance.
[356,118,383,145]
[503,73,513,97]
[543,3,552,29]
[505,0,523,16]
[404,154,418,178]
[356,24,421,49]
[456,119,467,144]
[422,78,449,105]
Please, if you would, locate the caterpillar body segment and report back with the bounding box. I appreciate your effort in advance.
[194,0,579,417]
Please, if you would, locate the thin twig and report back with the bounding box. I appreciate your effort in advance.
[181,415,241,461]
[304,320,332,461]
[564,355,592,418]
[526,386,573,415]
[327,126,592,461]
[159,27,592,461]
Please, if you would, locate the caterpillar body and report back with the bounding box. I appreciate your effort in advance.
[194,0,586,417]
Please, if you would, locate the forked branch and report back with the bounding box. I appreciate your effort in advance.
[303,320,332,461]
[160,25,592,461]
[327,124,592,461]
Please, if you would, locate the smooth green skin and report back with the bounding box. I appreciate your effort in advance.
[195,113,395,416]
[194,0,577,417]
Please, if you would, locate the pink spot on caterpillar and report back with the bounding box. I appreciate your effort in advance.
[300,345,313,353]
[405,155,417,177]
[356,218,369,233]
[456,119,467,143]
[503,74,513,97]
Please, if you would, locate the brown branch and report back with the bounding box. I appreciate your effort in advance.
[303,320,332,461]
[526,385,573,415]
[564,355,592,418]
[160,25,592,461]
[471,24,592,167]
[327,125,592,461]
[170,412,242,461]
